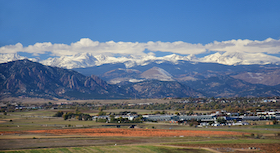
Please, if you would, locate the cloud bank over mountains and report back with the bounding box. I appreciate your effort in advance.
[1,38,280,57]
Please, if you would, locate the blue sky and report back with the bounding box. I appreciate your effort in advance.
[1,0,280,58]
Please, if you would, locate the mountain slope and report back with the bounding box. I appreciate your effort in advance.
[122,80,203,98]
[0,60,131,99]
[100,68,142,84]
[140,67,174,81]
[185,75,280,97]
[231,69,280,86]
[72,58,280,97]
[0,60,205,99]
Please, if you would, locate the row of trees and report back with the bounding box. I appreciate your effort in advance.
[53,110,142,123]
[53,110,92,121]
[96,115,143,123]
[84,100,279,113]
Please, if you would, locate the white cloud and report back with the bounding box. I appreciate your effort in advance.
[50,38,147,56]
[146,41,206,54]
[0,38,280,57]
[0,43,23,54]
[205,38,280,54]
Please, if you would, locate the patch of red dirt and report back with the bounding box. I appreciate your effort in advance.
[0,128,248,137]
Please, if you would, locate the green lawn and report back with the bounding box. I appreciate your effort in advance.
[8,110,57,117]
[252,124,280,129]
[166,138,280,145]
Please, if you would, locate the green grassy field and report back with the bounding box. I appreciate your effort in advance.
[1,109,280,134]
[252,124,280,129]
[10,110,57,116]
[166,138,280,145]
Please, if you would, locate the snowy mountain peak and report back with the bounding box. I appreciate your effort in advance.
[41,53,97,69]
[74,52,93,58]
[0,53,38,63]
[163,54,181,59]
[186,54,197,60]
[200,51,280,65]
[94,54,109,61]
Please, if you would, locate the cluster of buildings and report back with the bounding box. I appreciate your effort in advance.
[143,110,280,121]
[93,110,280,126]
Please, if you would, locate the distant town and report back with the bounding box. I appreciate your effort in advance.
[1,96,279,127]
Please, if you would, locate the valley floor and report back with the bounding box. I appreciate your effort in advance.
[0,110,279,153]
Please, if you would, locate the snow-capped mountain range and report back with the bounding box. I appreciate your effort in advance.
[199,52,280,65]
[0,53,39,64]
[40,53,198,69]
[1,53,280,98]
[1,52,280,69]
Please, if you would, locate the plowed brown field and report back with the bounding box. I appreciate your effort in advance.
[0,128,247,137]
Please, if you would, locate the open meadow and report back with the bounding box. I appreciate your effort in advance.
[0,109,279,153]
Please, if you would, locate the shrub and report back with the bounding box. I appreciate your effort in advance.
[272,120,278,125]
[53,111,64,117]
[97,118,107,123]
[255,134,263,139]
[98,111,106,116]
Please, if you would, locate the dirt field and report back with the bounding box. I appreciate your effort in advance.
[0,128,247,137]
